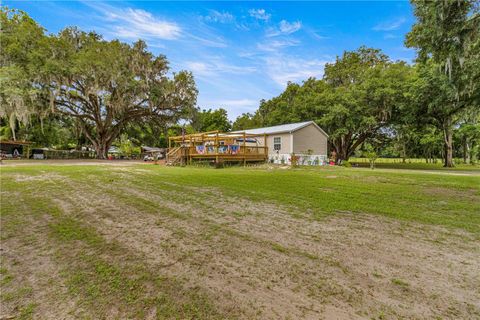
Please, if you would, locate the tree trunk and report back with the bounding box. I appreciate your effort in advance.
[11,127,16,141]
[334,141,350,164]
[336,149,348,164]
[464,140,470,164]
[82,123,123,160]
[469,142,476,164]
[92,135,111,159]
[96,142,110,159]
[334,134,368,165]
[443,118,454,167]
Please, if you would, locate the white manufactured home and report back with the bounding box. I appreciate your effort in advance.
[234,121,329,165]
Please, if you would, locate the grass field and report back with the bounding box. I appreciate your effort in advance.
[1,162,479,319]
[349,158,480,172]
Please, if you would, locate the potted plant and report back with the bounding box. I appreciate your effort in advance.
[290,153,298,167]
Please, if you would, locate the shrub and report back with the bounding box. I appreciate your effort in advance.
[290,153,298,167]
[342,161,352,168]
[214,160,224,169]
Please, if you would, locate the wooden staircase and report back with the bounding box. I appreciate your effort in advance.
[166,147,185,166]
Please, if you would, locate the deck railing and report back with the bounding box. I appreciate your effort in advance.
[188,145,267,157]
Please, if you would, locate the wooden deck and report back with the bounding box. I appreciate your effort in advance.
[166,131,268,165]
[167,146,267,165]
[189,145,267,161]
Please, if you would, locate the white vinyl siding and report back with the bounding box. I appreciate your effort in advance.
[292,123,328,155]
[264,133,291,155]
[273,137,281,151]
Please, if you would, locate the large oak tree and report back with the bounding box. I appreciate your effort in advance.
[321,48,414,162]
[406,0,479,166]
[191,108,232,132]
[245,47,414,163]
[1,9,197,158]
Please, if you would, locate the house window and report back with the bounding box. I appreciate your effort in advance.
[273,137,281,151]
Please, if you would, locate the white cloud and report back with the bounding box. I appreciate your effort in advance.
[373,17,406,31]
[383,33,398,39]
[306,28,329,40]
[103,8,181,40]
[267,20,302,37]
[204,10,235,23]
[280,20,301,34]
[202,10,252,31]
[197,98,259,119]
[185,62,210,75]
[257,39,300,52]
[185,58,257,77]
[249,8,271,21]
[264,55,329,87]
[216,99,258,108]
[188,34,228,48]
[86,3,230,47]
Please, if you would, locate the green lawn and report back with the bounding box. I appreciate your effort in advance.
[350,159,480,171]
[142,165,480,233]
[1,163,479,319]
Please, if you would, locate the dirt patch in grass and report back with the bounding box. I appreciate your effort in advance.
[0,208,81,319]
[423,186,480,200]
[0,172,82,319]
[1,182,231,319]
[47,177,480,319]
[11,172,66,183]
[1,159,148,167]
[2,167,479,319]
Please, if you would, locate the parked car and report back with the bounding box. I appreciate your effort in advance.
[143,154,154,161]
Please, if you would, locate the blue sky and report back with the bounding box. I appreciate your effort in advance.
[7,1,416,120]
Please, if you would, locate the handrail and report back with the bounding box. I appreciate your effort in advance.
[188,145,267,156]
[169,132,265,141]
[166,146,181,157]
[168,130,220,140]
[166,146,183,164]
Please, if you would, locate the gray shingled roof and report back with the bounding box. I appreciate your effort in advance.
[233,121,328,137]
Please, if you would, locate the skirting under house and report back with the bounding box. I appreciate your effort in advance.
[269,153,329,166]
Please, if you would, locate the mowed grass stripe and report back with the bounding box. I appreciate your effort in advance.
[0,171,236,319]
[2,165,479,234]
[1,164,479,319]
[82,165,480,234]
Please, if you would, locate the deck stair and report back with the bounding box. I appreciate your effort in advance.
[166,146,184,166]
[167,130,268,166]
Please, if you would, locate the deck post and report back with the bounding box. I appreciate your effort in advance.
[243,132,246,167]
[215,133,219,163]
[189,136,193,165]
[167,138,171,162]
[264,134,267,162]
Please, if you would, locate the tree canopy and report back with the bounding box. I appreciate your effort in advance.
[192,108,232,132]
[229,2,479,166]
[234,47,415,163]
[1,4,479,165]
[1,8,197,158]
[405,0,479,166]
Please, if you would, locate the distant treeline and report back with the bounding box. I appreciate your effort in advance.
[1,1,478,166]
